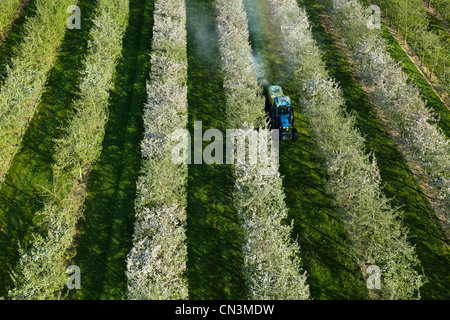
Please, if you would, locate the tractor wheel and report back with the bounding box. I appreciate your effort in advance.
[292,128,298,141]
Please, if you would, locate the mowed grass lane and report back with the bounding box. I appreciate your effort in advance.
[0,0,97,296]
[243,0,369,299]
[68,0,155,300]
[0,0,35,73]
[359,0,450,137]
[185,0,246,300]
[0,0,30,45]
[304,0,450,299]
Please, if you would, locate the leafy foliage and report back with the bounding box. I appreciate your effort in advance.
[0,0,76,186]
[268,0,425,299]
[215,0,266,130]
[371,0,450,95]
[215,0,310,300]
[0,0,24,42]
[429,0,450,23]
[8,0,130,299]
[126,0,189,300]
[330,0,450,236]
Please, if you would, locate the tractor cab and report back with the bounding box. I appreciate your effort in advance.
[267,85,297,140]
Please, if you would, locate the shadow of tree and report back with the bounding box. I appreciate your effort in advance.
[243,0,369,300]
[0,0,97,296]
[67,0,155,300]
[303,0,450,300]
[185,0,246,300]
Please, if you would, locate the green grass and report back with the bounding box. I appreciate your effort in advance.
[0,0,27,44]
[0,0,447,300]
[358,0,450,138]
[67,0,155,300]
[379,23,450,138]
[185,0,246,300]
[0,0,97,296]
[304,0,450,299]
[0,0,36,79]
[244,0,369,299]
[427,9,450,39]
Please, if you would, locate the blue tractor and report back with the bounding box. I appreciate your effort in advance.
[267,85,297,140]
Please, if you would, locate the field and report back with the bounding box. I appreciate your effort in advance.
[0,0,448,300]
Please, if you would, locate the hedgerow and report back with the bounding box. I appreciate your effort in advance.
[429,0,450,23]
[329,0,450,236]
[125,0,189,300]
[0,0,24,43]
[0,0,76,186]
[8,0,129,299]
[369,0,450,95]
[267,0,425,299]
[215,0,310,299]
